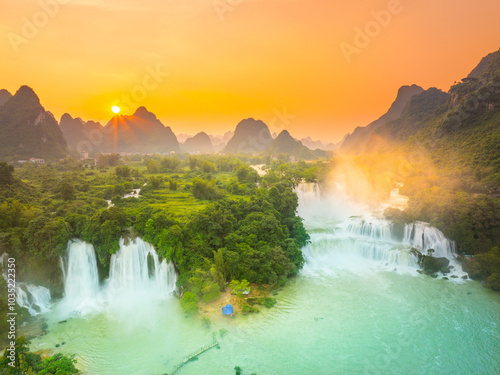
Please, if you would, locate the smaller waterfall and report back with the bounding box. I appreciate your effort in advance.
[301,233,418,276]
[343,218,394,242]
[1,252,52,315]
[296,182,467,279]
[16,284,51,315]
[295,182,367,222]
[403,222,456,258]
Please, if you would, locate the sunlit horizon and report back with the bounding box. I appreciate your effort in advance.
[1,0,499,142]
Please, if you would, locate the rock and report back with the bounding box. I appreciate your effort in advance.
[442,277,449,280]
[462,275,468,280]
[421,256,450,275]
[451,275,458,279]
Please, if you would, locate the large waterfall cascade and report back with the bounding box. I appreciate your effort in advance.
[59,237,177,315]
[106,237,177,299]
[296,183,466,278]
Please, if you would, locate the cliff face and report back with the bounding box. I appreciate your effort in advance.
[0,89,12,107]
[0,86,67,160]
[59,113,103,153]
[224,118,273,154]
[183,132,214,154]
[100,107,180,154]
[339,84,424,155]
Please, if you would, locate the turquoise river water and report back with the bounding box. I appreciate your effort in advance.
[29,184,500,375]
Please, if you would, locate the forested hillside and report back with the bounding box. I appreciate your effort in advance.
[0,156,320,313]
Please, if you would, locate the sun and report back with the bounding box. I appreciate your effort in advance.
[112,106,120,114]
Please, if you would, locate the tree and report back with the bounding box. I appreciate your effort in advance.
[192,178,221,200]
[0,337,80,374]
[230,279,250,297]
[180,292,199,314]
[146,159,160,174]
[148,176,163,189]
[96,153,120,167]
[0,162,15,185]
[59,179,76,200]
[115,165,131,178]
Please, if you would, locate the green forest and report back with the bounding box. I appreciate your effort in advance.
[0,154,323,318]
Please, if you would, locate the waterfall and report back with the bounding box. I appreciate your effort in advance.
[402,222,456,258]
[60,240,100,313]
[16,284,52,315]
[1,252,52,315]
[106,237,177,299]
[296,183,467,278]
[342,218,394,242]
[295,182,367,223]
[60,237,177,315]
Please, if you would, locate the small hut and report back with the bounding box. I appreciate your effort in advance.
[222,304,234,316]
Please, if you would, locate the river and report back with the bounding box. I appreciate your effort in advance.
[28,183,500,374]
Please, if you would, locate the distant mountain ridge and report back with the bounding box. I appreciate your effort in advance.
[0,89,12,106]
[271,130,327,159]
[101,107,180,154]
[224,118,274,154]
[0,86,67,160]
[339,84,424,155]
[60,106,180,155]
[342,49,500,186]
[59,113,103,153]
[300,137,336,151]
[223,118,327,159]
[182,132,214,154]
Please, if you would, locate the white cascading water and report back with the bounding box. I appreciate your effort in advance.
[402,222,456,258]
[59,240,100,314]
[296,183,466,278]
[60,237,177,316]
[106,237,177,300]
[16,284,52,315]
[0,252,52,315]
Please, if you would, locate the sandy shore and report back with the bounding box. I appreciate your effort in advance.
[198,284,274,320]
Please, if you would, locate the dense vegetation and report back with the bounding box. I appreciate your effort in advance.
[378,51,500,290]
[0,337,80,374]
[0,155,324,320]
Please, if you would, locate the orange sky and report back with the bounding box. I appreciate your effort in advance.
[1,0,499,142]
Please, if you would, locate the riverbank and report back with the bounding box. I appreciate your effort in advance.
[198,284,277,320]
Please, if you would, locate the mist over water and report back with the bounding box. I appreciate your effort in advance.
[29,182,500,374]
[58,238,177,320]
[296,182,466,278]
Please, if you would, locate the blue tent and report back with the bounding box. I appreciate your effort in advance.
[222,304,234,316]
